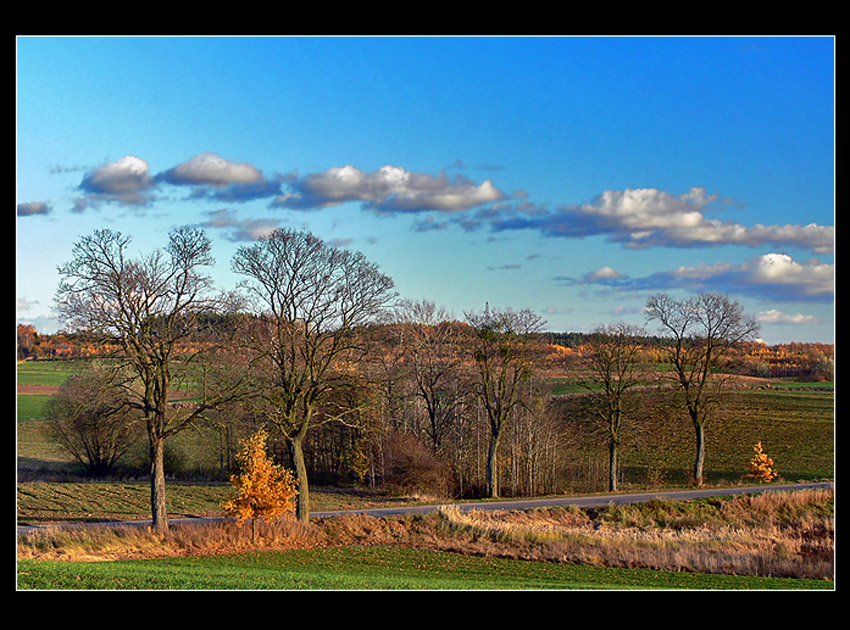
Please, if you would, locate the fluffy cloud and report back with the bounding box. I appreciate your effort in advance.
[17,202,50,216]
[757,309,820,325]
[17,297,38,311]
[158,153,265,186]
[562,253,833,302]
[196,208,282,242]
[272,164,504,213]
[488,187,834,255]
[76,155,155,209]
[157,153,284,203]
[584,266,621,282]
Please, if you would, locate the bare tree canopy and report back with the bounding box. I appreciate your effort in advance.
[56,228,216,339]
[394,299,466,454]
[465,305,546,498]
[580,322,648,492]
[54,227,232,534]
[645,292,760,486]
[231,228,397,520]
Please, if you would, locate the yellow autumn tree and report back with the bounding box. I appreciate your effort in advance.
[744,441,778,483]
[223,428,298,540]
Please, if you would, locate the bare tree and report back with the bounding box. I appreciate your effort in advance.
[465,306,545,498]
[231,228,396,521]
[579,323,646,492]
[395,299,466,454]
[645,292,760,486]
[55,227,238,534]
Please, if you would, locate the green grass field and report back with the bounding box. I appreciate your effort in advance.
[16,544,832,590]
[16,394,53,421]
[16,360,89,387]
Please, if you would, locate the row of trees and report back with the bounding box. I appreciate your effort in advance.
[50,226,761,534]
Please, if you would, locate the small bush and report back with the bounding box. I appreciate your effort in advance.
[744,442,778,483]
[381,432,454,499]
[222,429,298,540]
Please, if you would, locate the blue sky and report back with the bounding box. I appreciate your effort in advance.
[16,36,834,344]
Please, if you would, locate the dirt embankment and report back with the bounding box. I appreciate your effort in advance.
[17,383,199,400]
[17,384,59,395]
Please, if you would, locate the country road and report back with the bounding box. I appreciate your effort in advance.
[16,481,833,536]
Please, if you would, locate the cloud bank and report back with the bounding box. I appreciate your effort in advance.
[67,156,506,218]
[562,253,833,302]
[485,187,833,255]
[60,156,833,261]
[271,164,504,213]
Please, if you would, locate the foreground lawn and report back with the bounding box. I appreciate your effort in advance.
[16,545,832,590]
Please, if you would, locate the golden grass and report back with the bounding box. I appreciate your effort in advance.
[433,489,833,580]
[16,518,322,562]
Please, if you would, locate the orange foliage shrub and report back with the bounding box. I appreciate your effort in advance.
[744,441,778,483]
[223,429,298,537]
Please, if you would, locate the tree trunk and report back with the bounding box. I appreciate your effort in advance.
[486,429,501,498]
[150,434,168,535]
[608,439,618,493]
[693,420,706,487]
[292,433,310,522]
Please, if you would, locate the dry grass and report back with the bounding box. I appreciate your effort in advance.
[431,489,834,580]
[16,518,323,562]
[17,489,833,580]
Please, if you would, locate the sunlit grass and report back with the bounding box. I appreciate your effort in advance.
[16,545,832,590]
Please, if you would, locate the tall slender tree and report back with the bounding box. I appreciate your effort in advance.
[580,323,646,492]
[231,228,396,521]
[396,299,465,454]
[645,292,759,486]
[465,306,545,498]
[55,227,237,534]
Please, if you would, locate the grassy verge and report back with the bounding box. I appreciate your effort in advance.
[17,544,830,590]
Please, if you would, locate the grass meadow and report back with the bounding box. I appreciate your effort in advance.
[18,544,832,590]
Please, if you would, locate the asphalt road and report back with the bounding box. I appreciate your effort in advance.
[16,481,833,536]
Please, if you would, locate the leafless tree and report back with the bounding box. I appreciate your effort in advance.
[465,305,545,498]
[579,322,647,492]
[395,299,467,455]
[55,227,240,534]
[231,228,396,521]
[645,292,760,486]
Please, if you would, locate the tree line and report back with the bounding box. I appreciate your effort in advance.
[39,226,780,534]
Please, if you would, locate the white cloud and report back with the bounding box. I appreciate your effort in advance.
[562,252,833,302]
[273,164,504,213]
[160,153,265,186]
[76,155,155,208]
[488,186,834,254]
[196,208,282,242]
[585,266,621,281]
[17,297,38,311]
[757,309,820,325]
[746,253,833,298]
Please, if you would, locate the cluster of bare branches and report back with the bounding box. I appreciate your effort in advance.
[51,225,760,532]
